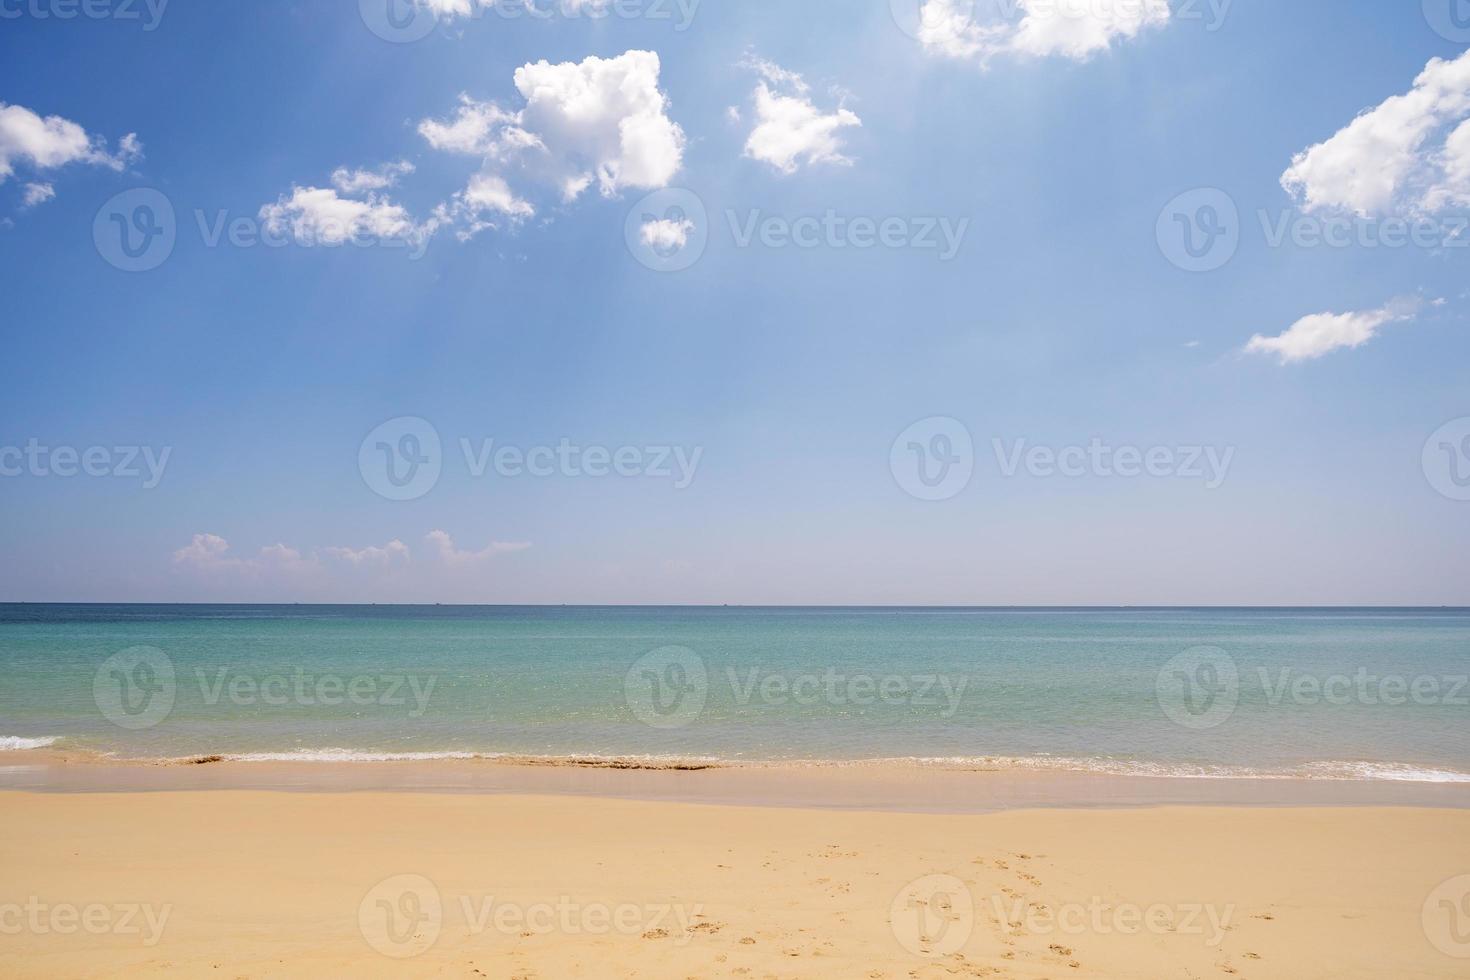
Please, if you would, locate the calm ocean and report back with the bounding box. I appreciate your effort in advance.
[1,604,1466,780]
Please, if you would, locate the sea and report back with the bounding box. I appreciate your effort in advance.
[0,604,1466,781]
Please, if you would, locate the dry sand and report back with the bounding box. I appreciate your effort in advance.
[1,791,1468,978]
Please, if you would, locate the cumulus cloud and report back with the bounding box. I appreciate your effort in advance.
[740,59,861,174]
[1244,298,1424,364]
[331,160,416,194]
[418,50,685,234]
[258,183,438,247]
[21,182,55,208]
[912,0,1169,64]
[319,540,411,568]
[640,215,694,251]
[0,102,141,204]
[1281,50,1470,217]
[425,529,532,566]
[173,532,529,597]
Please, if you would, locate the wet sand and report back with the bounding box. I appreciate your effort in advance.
[3,750,1470,813]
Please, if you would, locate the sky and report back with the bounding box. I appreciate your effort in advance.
[0,0,1468,605]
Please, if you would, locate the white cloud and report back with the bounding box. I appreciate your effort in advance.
[741,59,861,174]
[21,182,54,208]
[1281,50,1470,217]
[640,215,694,251]
[425,529,532,566]
[331,160,415,194]
[411,0,611,19]
[173,533,238,570]
[258,184,436,246]
[913,0,1169,64]
[418,50,685,233]
[0,102,141,204]
[173,532,528,594]
[461,172,535,218]
[1244,298,1423,364]
[419,96,525,156]
[319,540,411,568]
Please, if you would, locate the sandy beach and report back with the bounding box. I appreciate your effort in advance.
[1,786,1467,978]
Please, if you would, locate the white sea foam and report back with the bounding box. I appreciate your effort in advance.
[174,749,1470,782]
[0,736,59,751]
[224,749,486,763]
[853,755,1470,783]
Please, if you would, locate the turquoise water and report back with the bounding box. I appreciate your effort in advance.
[0,604,1467,780]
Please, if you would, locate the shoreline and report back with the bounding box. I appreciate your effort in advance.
[6,750,1470,813]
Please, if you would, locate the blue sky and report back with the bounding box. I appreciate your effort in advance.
[1,0,1468,604]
